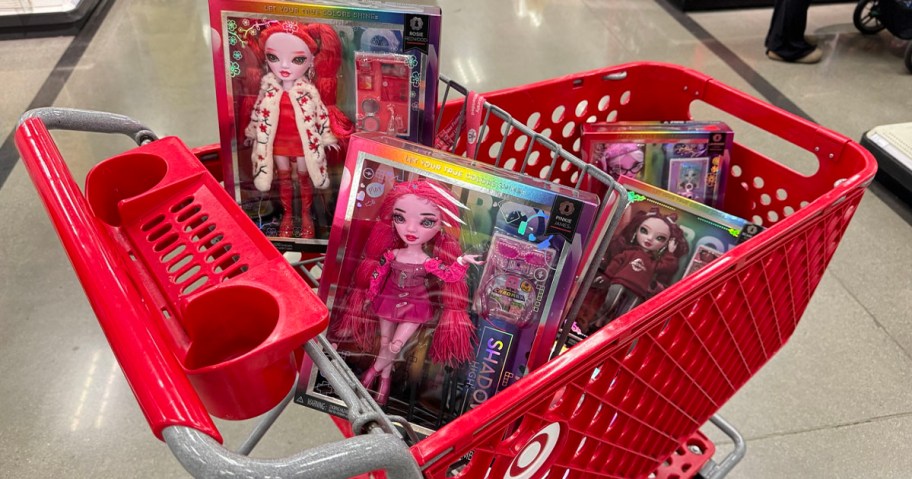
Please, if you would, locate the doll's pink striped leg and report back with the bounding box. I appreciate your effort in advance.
[362,320,421,405]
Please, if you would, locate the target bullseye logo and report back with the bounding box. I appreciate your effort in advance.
[506,422,566,479]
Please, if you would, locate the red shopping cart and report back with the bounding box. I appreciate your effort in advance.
[15,62,875,479]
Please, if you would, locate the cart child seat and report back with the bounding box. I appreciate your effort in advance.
[16,110,329,440]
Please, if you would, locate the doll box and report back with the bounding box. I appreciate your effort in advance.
[570,175,761,342]
[580,121,733,208]
[295,132,601,437]
[208,0,441,251]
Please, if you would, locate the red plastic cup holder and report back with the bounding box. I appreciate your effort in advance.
[183,285,279,370]
[180,284,296,420]
[85,152,168,227]
[181,287,293,420]
[81,136,328,422]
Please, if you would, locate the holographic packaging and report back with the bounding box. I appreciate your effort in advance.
[209,0,441,251]
[571,176,762,341]
[580,121,733,208]
[295,132,600,436]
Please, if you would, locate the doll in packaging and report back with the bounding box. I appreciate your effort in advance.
[580,121,733,208]
[330,179,483,404]
[577,207,689,335]
[570,176,762,342]
[211,1,442,251]
[299,133,601,434]
[242,20,354,239]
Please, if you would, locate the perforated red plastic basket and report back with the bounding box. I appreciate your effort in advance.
[405,62,876,478]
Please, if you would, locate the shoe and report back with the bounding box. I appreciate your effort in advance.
[276,170,294,238]
[375,375,391,406]
[297,176,315,239]
[766,47,823,64]
[361,366,380,390]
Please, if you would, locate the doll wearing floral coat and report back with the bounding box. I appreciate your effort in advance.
[246,72,337,192]
[243,21,353,238]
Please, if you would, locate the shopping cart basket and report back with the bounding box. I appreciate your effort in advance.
[15,62,876,479]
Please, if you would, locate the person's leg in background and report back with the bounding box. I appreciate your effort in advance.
[765,0,823,63]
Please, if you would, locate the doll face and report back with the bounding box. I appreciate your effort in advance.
[392,194,442,247]
[264,32,314,82]
[635,217,671,252]
[680,167,699,184]
[607,151,644,178]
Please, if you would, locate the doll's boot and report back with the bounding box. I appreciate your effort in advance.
[276,170,294,238]
[297,176,315,239]
[591,284,625,332]
[376,374,391,406]
[361,366,381,391]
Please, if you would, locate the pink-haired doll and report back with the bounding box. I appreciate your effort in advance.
[578,207,689,335]
[244,21,354,238]
[331,180,483,405]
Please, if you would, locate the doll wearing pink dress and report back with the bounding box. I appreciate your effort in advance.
[244,21,353,238]
[370,252,470,324]
[332,180,482,405]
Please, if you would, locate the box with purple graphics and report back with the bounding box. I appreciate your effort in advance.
[580,121,733,208]
[570,176,762,342]
[295,132,600,435]
[209,0,441,251]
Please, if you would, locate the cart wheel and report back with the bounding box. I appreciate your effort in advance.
[905,42,912,73]
[854,0,886,34]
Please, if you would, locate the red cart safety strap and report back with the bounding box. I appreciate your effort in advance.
[434,90,486,154]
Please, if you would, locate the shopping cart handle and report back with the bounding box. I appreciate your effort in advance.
[20,107,159,145]
[14,111,220,442]
[165,426,423,479]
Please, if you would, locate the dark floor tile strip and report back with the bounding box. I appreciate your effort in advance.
[0,0,113,190]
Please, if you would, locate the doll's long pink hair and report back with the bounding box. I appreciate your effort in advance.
[332,179,475,367]
[251,21,354,142]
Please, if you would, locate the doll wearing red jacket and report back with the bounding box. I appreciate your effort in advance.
[580,207,689,335]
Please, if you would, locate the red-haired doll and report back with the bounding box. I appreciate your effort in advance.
[244,21,353,238]
[331,180,483,405]
[579,207,689,335]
